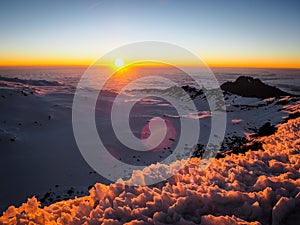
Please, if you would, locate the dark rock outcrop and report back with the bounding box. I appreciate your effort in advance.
[221,76,291,98]
[181,85,204,99]
[252,122,277,137]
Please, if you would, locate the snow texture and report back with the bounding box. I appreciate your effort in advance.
[1,114,300,224]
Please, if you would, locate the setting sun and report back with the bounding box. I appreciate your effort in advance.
[114,58,124,67]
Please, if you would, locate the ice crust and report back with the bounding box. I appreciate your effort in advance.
[1,116,299,225]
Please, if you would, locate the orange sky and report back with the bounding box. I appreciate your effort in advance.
[1,55,299,69]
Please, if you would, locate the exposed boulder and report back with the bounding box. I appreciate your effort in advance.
[221,76,292,98]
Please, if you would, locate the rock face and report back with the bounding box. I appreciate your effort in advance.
[252,122,277,137]
[221,76,291,98]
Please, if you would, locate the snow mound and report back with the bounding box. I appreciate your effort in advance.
[1,117,300,224]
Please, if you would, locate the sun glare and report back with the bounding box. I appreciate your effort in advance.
[115,58,124,67]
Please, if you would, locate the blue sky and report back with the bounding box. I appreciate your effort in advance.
[0,0,299,67]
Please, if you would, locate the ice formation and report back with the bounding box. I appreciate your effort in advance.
[1,116,299,224]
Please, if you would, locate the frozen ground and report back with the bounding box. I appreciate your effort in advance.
[0,106,299,224]
[0,75,299,224]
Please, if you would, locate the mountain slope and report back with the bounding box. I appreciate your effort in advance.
[1,111,299,225]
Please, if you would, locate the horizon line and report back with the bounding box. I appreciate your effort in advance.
[0,64,300,70]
